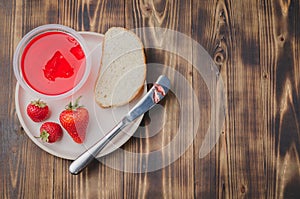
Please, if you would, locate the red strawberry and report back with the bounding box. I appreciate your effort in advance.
[37,122,63,143]
[59,96,89,144]
[27,99,50,122]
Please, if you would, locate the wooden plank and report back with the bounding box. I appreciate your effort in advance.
[215,0,265,198]
[259,1,278,198]
[222,1,266,197]
[124,0,194,198]
[264,0,300,198]
[192,1,219,198]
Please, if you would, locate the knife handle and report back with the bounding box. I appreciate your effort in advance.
[69,118,128,175]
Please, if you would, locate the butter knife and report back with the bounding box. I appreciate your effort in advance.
[69,75,170,175]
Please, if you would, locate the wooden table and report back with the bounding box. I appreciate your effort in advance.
[1,0,300,198]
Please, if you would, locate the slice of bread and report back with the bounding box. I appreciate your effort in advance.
[94,27,146,108]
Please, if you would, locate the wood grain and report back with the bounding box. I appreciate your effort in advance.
[0,0,300,198]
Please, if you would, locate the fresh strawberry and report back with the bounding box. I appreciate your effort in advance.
[27,99,50,122]
[37,122,63,143]
[59,96,89,144]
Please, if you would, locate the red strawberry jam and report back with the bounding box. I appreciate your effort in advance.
[21,31,86,96]
[43,51,74,81]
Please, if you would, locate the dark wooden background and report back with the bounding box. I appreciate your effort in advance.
[1,0,300,198]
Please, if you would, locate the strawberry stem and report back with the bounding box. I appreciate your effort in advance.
[74,96,82,107]
[65,96,83,110]
[31,99,47,108]
[35,130,49,142]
